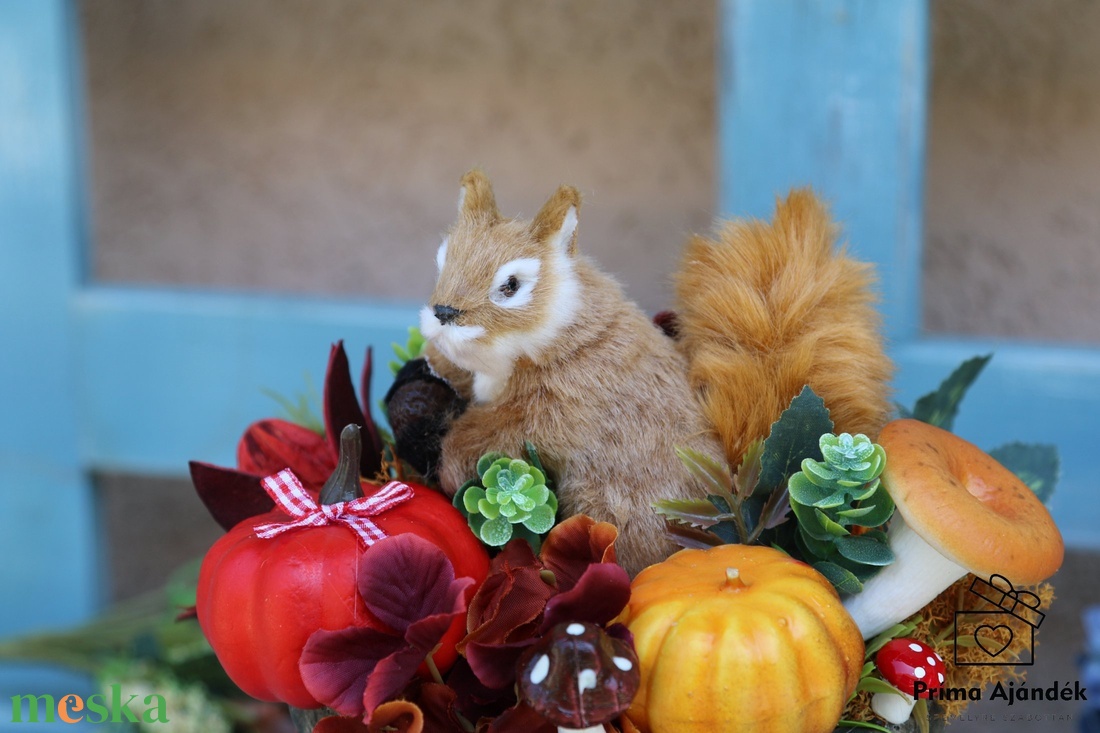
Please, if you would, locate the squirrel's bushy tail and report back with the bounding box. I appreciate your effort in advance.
[675,189,894,468]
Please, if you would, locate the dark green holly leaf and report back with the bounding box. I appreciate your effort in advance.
[909,354,992,431]
[754,386,834,494]
[813,561,863,595]
[835,535,895,567]
[988,442,1059,504]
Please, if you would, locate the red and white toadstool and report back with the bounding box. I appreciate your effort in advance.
[871,638,945,725]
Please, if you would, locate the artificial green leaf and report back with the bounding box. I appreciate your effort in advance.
[467,513,485,537]
[653,498,726,528]
[755,386,834,494]
[787,473,838,508]
[676,447,734,501]
[864,619,920,659]
[857,676,910,697]
[524,504,555,534]
[854,488,895,528]
[511,493,535,512]
[732,439,764,500]
[791,500,829,541]
[989,442,1059,504]
[796,524,834,559]
[836,505,875,521]
[477,452,505,478]
[835,535,895,567]
[816,508,850,537]
[485,487,500,504]
[507,508,531,524]
[512,524,544,554]
[813,561,863,595]
[913,698,930,733]
[480,516,513,546]
[478,499,500,520]
[462,486,485,514]
[521,483,550,506]
[498,502,518,518]
[910,354,992,431]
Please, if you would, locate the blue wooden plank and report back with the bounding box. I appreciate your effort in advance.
[893,339,1100,551]
[0,0,99,635]
[719,0,928,341]
[73,285,420,473]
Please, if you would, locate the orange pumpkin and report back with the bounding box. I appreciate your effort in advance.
[620,545,863,733]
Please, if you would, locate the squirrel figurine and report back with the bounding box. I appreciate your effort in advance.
[418,170,893,576]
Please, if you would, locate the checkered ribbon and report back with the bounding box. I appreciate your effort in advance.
[254,468,413,546]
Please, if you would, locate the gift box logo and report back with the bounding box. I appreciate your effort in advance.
[954,574,1045,666]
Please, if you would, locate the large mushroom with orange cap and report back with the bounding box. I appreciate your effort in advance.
[843,419,1063,639]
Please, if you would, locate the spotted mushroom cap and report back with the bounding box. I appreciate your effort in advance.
[875,638,946,696]
[517,621,641,728]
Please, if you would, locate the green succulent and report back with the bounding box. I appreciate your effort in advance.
[455,445,558,551]
[788,432,895,595]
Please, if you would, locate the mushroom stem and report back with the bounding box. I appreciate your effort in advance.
[843,517,968,638]
[871,690,917,725]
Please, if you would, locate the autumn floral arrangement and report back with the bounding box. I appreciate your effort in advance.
[167,318,1062,733]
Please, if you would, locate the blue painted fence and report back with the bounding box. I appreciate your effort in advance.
[1,0,1097,717]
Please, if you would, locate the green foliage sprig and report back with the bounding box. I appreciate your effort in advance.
[454,443,559,552]
[389,327,426,376]
[788,433,894,595]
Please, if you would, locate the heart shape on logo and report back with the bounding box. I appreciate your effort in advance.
[974,624,1013,657]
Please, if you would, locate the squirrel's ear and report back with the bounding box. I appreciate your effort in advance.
[458,169,500,222]
[532,184,581,256]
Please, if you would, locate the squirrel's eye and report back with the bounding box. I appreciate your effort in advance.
[500,275,520,298]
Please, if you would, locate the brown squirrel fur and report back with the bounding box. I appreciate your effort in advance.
[421,172,893,576]
[675,189,894,468]
[420,171,724,576]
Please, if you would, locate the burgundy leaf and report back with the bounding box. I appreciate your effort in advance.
[325,341,368,477]
[462,559,553,650]
[188,461,272,531]
[463,638,538,690]
[485,703,557,733]
[358,535,472,635]
[237,418,334,491]
[415,683,468,733]
[175,606,198,622]
[605,623,635,648]
[359,346,384,476]
[362,646,428,723]
[405,606,472,658]
[541,563,631,632]
[540,516,619,592]
[314,716,372,733]
[300,626,405,717]
[444,658,516,723]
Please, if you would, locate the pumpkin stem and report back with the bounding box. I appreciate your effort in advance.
[723,567,746,590]
[319,424,364,505]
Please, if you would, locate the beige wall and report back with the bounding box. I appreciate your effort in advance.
[924,0,1100,344]
[82,0,716,315]
[81,0,1100,331]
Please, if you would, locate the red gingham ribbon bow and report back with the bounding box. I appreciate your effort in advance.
[254,468,413,546]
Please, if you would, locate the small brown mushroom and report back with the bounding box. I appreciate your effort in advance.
[517,622,640,732]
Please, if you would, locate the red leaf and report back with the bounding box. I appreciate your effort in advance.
[299,626,405,716]
[416,683,468,733]
[359,347,385,474]
[443,659,515,723]
[358,535,473,635]
[463,639,538,690]
[325,341,370,478]
[362,646,428,723]
[463,547,553,650]
[541,563,631,632]
[237,418,334,490]
[540,516,619,592]
[314,716,372,733]
[485,703,557,733]
[188,461,272,531]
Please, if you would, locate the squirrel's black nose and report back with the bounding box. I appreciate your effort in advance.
[433,304,462,325]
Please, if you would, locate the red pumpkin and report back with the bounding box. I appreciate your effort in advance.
[197,474,488,709]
